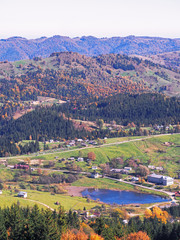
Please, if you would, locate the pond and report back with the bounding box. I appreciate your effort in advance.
[81,188,170,205]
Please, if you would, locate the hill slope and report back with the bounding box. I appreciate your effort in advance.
[0,35,180,61]
[0,52,180,102]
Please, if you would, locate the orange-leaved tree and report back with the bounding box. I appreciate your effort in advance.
[61,229,88,240]
[90,233,104,240]
[144,206,169,224]
[88,152,96,160]
[123,231,150,240]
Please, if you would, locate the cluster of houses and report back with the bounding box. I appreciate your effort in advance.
[154,125,173,131]
[49,138,98,148]
[108,164,174,187]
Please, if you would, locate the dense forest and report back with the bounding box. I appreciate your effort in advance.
[0,204,179,240]
[0,107,88,142]
[56,93,180,125]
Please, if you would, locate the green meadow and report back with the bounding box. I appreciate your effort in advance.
[0,190,100,211]
[7,134,180,177]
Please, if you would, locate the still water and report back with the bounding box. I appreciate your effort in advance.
[81,188,169,205]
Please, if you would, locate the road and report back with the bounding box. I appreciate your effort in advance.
[23,198,54,211]
[1,133,179,160]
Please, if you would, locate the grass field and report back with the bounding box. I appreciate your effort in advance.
[0,191,45,209]
[0,190,101,211]
[72,177,135,190]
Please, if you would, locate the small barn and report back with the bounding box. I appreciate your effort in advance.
[18,191,27,198]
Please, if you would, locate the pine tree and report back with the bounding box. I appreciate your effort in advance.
[0,210,7,240]
[44,208,59,240]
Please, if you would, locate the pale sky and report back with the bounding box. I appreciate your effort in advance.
[0,0,179,39]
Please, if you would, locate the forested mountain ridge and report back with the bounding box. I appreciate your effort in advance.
[0,52,180,103]
[0,35,180,61]
[56,93,180,126]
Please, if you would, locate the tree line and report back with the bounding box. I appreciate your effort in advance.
[0,203,180,240]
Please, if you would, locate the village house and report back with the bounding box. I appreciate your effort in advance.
[92,166,98,170]
[175,191,180,197]
[91,172,100,178]
[77,157,84,162]
[110,168,123,173]
[18,191,27,198]
[124,167,132,171]
[14,164,29,170]
[148,165,156,169]
[147,173,174,186]
[155,166,163,171]
[81,143,88,147]
[131,177,139,182]
[111,169,129,174]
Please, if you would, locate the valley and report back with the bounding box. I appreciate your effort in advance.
[0,44,179,239]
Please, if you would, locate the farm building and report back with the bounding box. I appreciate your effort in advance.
[147,173,174,186]
[14,164,29,170]
[77,157,84,162]
[18,192,27,198]
[91,172,100,178]
[124,167,132,171]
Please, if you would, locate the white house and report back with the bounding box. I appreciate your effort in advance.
[77,157,84,162]
[156,166,163,171]
[91,172,100,178]
[92,166,98,170]
[124,167,132,171]
[131,177,139,181]
[148,165,155,169]
[18,191,27,198]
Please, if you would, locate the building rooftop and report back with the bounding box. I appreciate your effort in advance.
[148,173,163,178]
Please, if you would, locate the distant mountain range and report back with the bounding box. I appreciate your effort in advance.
[0,35,180,61]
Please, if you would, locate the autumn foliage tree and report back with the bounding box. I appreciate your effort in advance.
[90,233,104,240]
[145,206,169,224]
[61,229,88,240]
[88,152,96,160]
[124,231,150,240]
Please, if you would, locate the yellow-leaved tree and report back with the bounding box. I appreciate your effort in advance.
[144,206,169,224]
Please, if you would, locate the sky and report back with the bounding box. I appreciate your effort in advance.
[0,0,179,39]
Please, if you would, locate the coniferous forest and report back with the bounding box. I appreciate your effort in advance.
[56,93,180,125]
[0,204,179,240]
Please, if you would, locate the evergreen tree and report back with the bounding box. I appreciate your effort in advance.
[0,209,7,240]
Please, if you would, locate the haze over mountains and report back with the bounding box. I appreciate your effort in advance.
[0,35,180,61]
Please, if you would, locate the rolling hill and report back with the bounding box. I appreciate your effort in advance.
[0,52,180,103]
[0,35,180,61]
